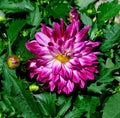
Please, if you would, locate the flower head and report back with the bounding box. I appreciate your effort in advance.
[26,12,100,94]
[68,8,80,22]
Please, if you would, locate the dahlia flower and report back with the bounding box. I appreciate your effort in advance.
[68,8,80,22]
[26,14,100,94]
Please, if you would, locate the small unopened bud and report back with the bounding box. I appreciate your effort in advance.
[0,10,6,22]
[22,30,28,37]
[0,112,2,118]
[0,16,5,22]
[68,8,80,22]
[6,55,20,69]
[29,84,39,92]
[87,9,93,15]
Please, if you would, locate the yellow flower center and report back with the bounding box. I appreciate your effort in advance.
[56,54,70,63]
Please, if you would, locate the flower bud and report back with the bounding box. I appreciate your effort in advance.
[87,9,93,15]
[0,16,5,22]
[29,84,39,92]
[68,8,80,22]
[0,112,2,118]
[0,10,6,22]
[6,55,20,69]
[22,30,28,37]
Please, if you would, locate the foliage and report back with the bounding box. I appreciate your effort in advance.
[0,0,120,117]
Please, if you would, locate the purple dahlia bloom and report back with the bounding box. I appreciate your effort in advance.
[68,8,80,22]
[26,18,100,94]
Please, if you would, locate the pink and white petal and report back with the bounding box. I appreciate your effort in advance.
[41,24,53,38]
[56,38,64,48]
[29,66,43,78]
[40,55,53,60]
[86,71,94,80]
[64,65,73,79]
[49,81,55,91]
[37,74,49,83]
[65,21,77,38]
[85,66,99,73]
[35,47,50,57]
[72,70,80,83]
[36,73,43,82]
[86,41,100,47]
[63,80,74,94]
[46,59,56,68]
[78,71,87,81]
[53,22,61,38]
[69,58,80,65]
[60,18,64,35]
[73,19,80,32]
[30,72,36,78]
[36,68,51,82]
[64,38,74,50]
[57,76,67,94]
[84,54,97,61]
[79,58,92,66]
[73,43,86,56]
[50,74,59,83]
[75,26,90,42]
[80,46,93,55]
[35,32,51,46]
[60,65,73,79]
[27,59,37,70]
[52,60,62,75]
[47,45,58,56]
[91,52,100,55]
[49,74,59,92]
[57,90,62,94]
[42,68,51,78]
[80,79,85,88]
[65,61,73,69]
[74,42,85,50]
[25,40,42,55]
[65,23,73,38]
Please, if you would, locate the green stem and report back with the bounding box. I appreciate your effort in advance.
[8,39,12,55]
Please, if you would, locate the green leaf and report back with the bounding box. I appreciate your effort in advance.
[0,95,16,116]
[34,92,56,117]
[64,108,85,118]
[2,64,41,118]
[56,95,68,106]
[7,19,26,46]
[27,5,42,38]
[103,93,120,118]
[27,5,42,27]
[57,97,72,117]
[100,23,120,52]
[105,58,114,68]
[0,0,34,13]
[80,13,92,26]
[89,22,98,40]
[88,83,107,94]
[73,95,100,118]
[14,37,35,61]
[0,39,4,54]
[97,68,114,83]
[104,24,120,40]
[0,54,6,74]
[75,0,96,9]
[97,1,120,24]
[50,3,69,20]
